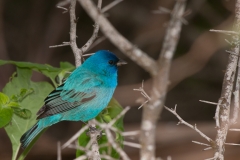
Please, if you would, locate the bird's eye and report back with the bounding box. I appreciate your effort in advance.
[108,60,114,65]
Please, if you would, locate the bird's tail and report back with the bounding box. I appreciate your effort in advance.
[20,122,43,149]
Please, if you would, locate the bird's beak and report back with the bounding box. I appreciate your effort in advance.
[117,59,127,66]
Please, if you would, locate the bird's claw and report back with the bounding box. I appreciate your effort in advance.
[87,126,102,140]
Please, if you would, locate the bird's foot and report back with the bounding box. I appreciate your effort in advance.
[87,126,102,140]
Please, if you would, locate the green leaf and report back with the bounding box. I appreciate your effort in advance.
[0,60,75,87]
[76,98,124,159]
[7,102,20,108]
[12,108,32,119]
[2,67,54,160]
[0,104,13,128]
[0,92,10,104]
[0,92,13,128]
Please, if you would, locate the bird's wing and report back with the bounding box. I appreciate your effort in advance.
[36,73,103,119]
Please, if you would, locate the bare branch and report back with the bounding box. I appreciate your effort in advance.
[199,100,218,105]
[67,144,86,151]
[86,36,106,52]
[225,143,240,146]
[105,129,130,160]
[134,80,151,109]
[62,125,88,149]
[152,6,171,14]
[213,0,240,159]
[78,0,158,76]
[210,29,239,35]
[102,0,123,13]
[57,6,68,13]
[164,105,214,143]
[69,0,81,67]
[57,0,70,7]
[230,52,240,124]
[49,42,70,48]
[79,0,102,54]
[122,130,140,136]
[192,140,211,147]
[229,128,240,131]
[123,141,141,149]
[87,127,101,160]
[74,155,88,160]
[140,1,187,159]
[108,106,130,127]
[57,142,62,160]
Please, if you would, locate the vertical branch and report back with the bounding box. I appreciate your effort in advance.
[70,0,81,67]
[231,57,240,124]
[140,1,186,159]
[69,0,102,159]
[80,0,102,53]
[214,1,240,159]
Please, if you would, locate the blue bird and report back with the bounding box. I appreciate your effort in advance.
[20,50,127,149]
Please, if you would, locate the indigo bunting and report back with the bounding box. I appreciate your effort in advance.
[20,50,126,149]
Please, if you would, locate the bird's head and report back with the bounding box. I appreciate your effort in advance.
[83,50,127,76]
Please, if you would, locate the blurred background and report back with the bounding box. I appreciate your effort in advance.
[1,0,240,159]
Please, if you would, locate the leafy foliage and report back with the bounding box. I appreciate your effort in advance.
[2,68,54,160]
[0,60,125,160]
[0,60,74,160]
[0,60,74,87]
[76,98,124,159]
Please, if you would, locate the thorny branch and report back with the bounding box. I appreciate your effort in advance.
[164,105,214,145]
[59,107,133,160]
[133,81,151,109]
[212,0,240,159]
[140,1,186,159]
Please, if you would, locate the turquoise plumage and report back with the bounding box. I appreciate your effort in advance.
[20,50,126,149]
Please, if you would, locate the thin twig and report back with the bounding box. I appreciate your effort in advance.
[105,129,130,160]
[210,29,239,35]
[57,6,68,13]
[69,0,81,67]
[86,36,106,52]
[57,142,62,160]
[62,125,88,149]
[199,100,218,105]
[164,105,214,143]
[83,53,94,57]
[74,155,88,160]
[229,128,240,131]
[133,80,151,109]
[78,0,158,76]
[102,0,123,13]
[122,130,140,136]
[57,0,70,7]
[49,42,70,48]
[79,0,102,54]
[67,144,87,151]
[108,106,130,127]
[225,143,240,146]
[192,141,211,147]
[152,6,171,14]
[226,50,240,57]
[123,141,141,149]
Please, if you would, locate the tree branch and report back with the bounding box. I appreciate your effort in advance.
[164,105,214,144]
[213,0,240,159]
[140,1,186,159]
[69,0,81,67]
[78,0,158,76]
